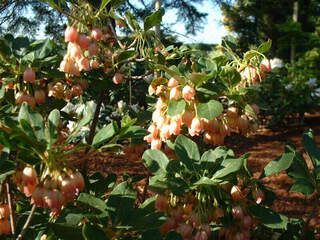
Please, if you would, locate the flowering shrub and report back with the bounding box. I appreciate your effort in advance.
[0,0,318,239]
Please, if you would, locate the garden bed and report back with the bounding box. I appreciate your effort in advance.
[72,113,320,226]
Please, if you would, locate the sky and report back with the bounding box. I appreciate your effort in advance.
[162,1,228,44]
[21,1,228,44]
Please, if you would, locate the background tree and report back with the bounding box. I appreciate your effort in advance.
[220,0,320,61]
[0,0,66,38]
[0,0,216,39]
[118,0,208,35]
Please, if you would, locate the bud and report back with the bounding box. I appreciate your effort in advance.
[238,115,249,130]
[226,106,238,118]
[77,57,91,71]
[78,34,90,50]
[252,188,265,204]
[113,73,124,84]
[151,139,162,150]
[230,185,245,201]
[232,206,244,219]
[148,85,156,95]
[169,118,182,135]
[160,124,171,140]
[169,87,181,100]
[189,117,202,136]
[91,28,104,42]
[168,77,179,88]
[64,26,79,43]
[182,85,195,101]
[34,89,46,104]
[155,195,168,212]
[23,68,36,83]
[260,58,271,73]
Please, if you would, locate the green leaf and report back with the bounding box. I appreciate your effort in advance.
[127,210,165,231]
[124,11,141,31]
[106,181,136,224]
[0,38,12,58]
[96,0,112,16]
[19,119,38,142]
[68,104,94,139]
[119,126,147,140]
[244,104,257,120]
[92,123,116,147]
[18,103,45,144]
[189,72,212,87]
[249,205,288,229]
[77,193,108,213]
[142,149,169,174]
[49,223,83,240]
[65,213,85,226]
[258,40,272,53]
[199,148,229,170]
[17,150,41,165]
[88,172,116,195]
[154,64,185,84]
[243,50,259,62]
[82,223,109,240]
[139,196,156,211]
[22,52,35,63]
[287,148,310,181]
[144,9,164,31]
[116,50,136,64]
[194,176,221,186]
[263,152,295,177]
[167,99,186,117]
[120,116,135,128]
[166,159,183,173]
[35,39,53,59]
[12,36,29,51]
[174,135,200,169]
[0,150,15,182]
[196,100,223,120]
[166,231,183,240]
[47,109,60,147]
[142,229,164,240]
[212,157,244,179]
[219,66,241,88]
[222,35,238,49]
[302,129,320,168]
[290,179,315,195]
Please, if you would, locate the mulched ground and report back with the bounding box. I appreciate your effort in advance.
[72,113,320,226]
[225,114,320,224]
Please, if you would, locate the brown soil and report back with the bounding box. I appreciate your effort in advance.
[72,114,320,226]
[224,114,320,223]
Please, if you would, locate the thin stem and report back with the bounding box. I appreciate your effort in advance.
[50,4,85,25]
[130,71,152,80]
[16,204,36,240]
[83,90,105,170]
[129,78,132,106]
[5,181,15,235]
[107,18,125,49]
[87,91,105,146]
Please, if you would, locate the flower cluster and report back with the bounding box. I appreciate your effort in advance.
[14,166,85,216]
[32,169,85,216]
[155,194,214,240]
[13,68,47,107]
[60,25,124,85]
[144,77,260,149]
